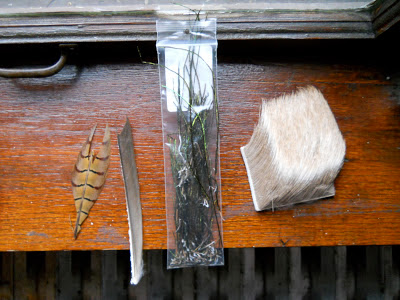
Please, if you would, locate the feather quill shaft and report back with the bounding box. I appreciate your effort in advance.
[118,118,143,285]
[71,125,111,239]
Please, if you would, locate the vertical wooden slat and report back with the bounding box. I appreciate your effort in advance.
[3,246,400,298]
[0,252,13,300]
[381,246,399,299]
[218,249,229,299]
[57,251,71,300]
[182,268,195,299]
[219,248,241,299]
[83,251,101,300]
[289,247,308,300]
[171,268,183,299]
[102,250,126,300]
[29,252,45,300]
[91,251,102,298]
[43,252,57,300]
[57,251,81,300]
[77,251,90,300]
[147,250,172,299]
[348,246,366,299]
[345,246,356,299]
[299,247,314,299]
[241,248,256,300]
[197,265,219,299]
[102,250,117,300]
[260,247,275,299]
[319,247,335,300]
[117,251,129,299]
[392,246,400,299]
[334,246,347,300]
[251,248,265,299]
[273,247,290,299]
[14,252,36,299]
[81,251,90,300]
[72,252,84,299]
[365,246,381,300]
[172,267,195,299]
[13,252,27,300]
[128,250,148,300]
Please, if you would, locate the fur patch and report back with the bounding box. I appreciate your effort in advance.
[241,86,346,211]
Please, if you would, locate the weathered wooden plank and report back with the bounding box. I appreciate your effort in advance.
[196,266,218,300]
[1,246,400,298]
[57,251,82,300]
[101,250,126,300]
[380,246,398,300]
[82,251,101,300]
[345,247,356,299]
[127,251,148,299]
[101,251,117,300]
[30,252,46,299]
[301,247,316,299]
[258,247,275,299]
[219,248,241,299]
[147,250,172,298]
[252,248,265,299]
[0,8,379,44]
[289,248,308,300]
[303,247,347,299]
[0,1,375,14]
[241,248,256,300]
[172,267,194,300]
[391,246,400,299]
[14,252,36,299]
[349,246,368,299]
[273,248,290,299]
[319,247,335,300]
[0,252,13,300]
[44,252,57,300]
[365,246,381,300]
[371,0,400,36]
[334,246,347,300]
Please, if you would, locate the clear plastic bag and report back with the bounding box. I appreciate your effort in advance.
[156,19,224,269]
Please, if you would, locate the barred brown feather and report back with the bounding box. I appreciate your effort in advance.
[71,125,111,239]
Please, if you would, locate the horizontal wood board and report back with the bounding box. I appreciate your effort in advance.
[0,9,377,43]
[0,41,399,251]
[1,1,399,43]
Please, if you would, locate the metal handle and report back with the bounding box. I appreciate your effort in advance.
[0,44,77,78]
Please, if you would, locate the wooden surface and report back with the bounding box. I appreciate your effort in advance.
[0,10,376,44]
[1,0,398,44]
[0,40,399,251]
[2,1,400,44]
[1,246,399,299]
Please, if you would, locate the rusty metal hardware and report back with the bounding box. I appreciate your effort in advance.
[0,44,77,78]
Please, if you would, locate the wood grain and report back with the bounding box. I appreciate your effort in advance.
[0,1,396,43]
[0,43,399,251]
[0,8,378,44]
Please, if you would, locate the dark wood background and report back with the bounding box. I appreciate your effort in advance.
[0,29,400,252]
[1,246,399,299]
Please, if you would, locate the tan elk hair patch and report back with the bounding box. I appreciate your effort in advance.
[241,86,346,211]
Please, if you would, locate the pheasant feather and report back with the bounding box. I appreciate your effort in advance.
[71,125,111,239]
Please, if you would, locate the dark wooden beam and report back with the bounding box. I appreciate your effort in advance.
[0,8,382,43]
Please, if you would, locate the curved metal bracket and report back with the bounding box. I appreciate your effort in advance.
[0,44,77,78]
